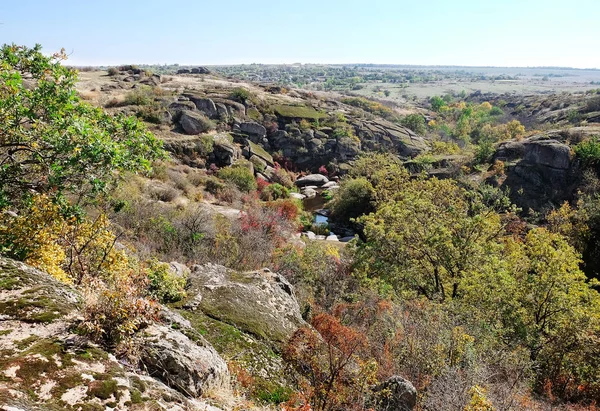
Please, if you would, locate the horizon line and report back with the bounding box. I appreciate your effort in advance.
[67,62,600,71]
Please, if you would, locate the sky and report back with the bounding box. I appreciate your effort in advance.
[0,0,598,68]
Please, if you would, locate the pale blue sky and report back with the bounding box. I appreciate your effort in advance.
[0,0,598,68]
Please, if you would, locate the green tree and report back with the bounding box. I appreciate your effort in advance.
[461,229,600,400]
[329,177,375,226]
[400,114,427,135]
[0,44,165,207]
[430,96,446,112]
[358,177,504,301]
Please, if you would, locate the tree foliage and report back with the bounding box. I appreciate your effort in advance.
[0,44,165,207]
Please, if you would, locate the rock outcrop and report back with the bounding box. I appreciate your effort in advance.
[183,264,306,345]
[139,324,229,397]
[180,110,212,135]
[0,257,231,410]
[494,135,580,210]
[295,174,329,187]
[371,376,417,411]
[213,133,241,166]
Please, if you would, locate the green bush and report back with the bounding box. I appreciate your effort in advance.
[329,177,375,225]
[574,137,600,166]
[124,86,155,106]
[218,165,257,192]
[474,140,495,164]
[146,259,187,303]
[0,44,165,208]
[489,106,503,116]
[229,87,250,103]
[260,183,290,201]
[400,114,427,135]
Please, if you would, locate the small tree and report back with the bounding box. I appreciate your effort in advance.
[283,312,376,411]
[400,114,427,135]
[0,44,165,207]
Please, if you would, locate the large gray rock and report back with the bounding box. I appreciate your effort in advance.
[184,264,306,345]
[139,324,229,398]
[213,133,241,166]
[191,66,211,74]
[494,135,579,210]
[180,110,213,135]
[248,141,274,166]
[185,95,218,117]
[352,118,429,158]
[239,121,267,138]
[0,257,230,410]
[295,174,329,187]
[169,100,197,114]
[371,376,417,411]
[213,98,246,118]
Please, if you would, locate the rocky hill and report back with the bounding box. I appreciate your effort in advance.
[78,68,429,178]
[0,256,298,409]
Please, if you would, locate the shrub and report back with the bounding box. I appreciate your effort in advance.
[430,96,447,112]
[585,96,600,113]
[0,195,131,286]
[489,106,503,116]
[574,136,600,166]
[229,87,251,103]
[107,67,119,76]
[260,183,290,201]
[80,267,158,347]
[218,165,257,192]
[124,86,156,106]
[283,312,375,411]
[474,140,495,164]
[271,166,295,188]
[265,198,301,221]
[149,185,179,202]
[431,141,461,155]
[400,114,427,135]
[341,97,396,120]
[330,178,376,226]
[146,259,187,303]
[204,175,227,195]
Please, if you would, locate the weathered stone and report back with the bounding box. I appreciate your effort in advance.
[139,324,229,398]
[301,187,317,199]
[213,134,240,166]
[180,110,212,135]
[185,95,218,117]
[302,231,316,240]
[295,174,329,187]
[169,100,197,113]
[494,134,579,210]
[239,122,267,138]
[248,141,274,166]
[169,261,191,280]
[249,154,267,172]
[215,102,229,118]
[0,257,230,410]
[184,264,307,345]
[371,376,417,411]
[191,67,211,74]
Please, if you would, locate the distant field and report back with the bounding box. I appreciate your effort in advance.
[85,64,600,102]
[353,77,600,101]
